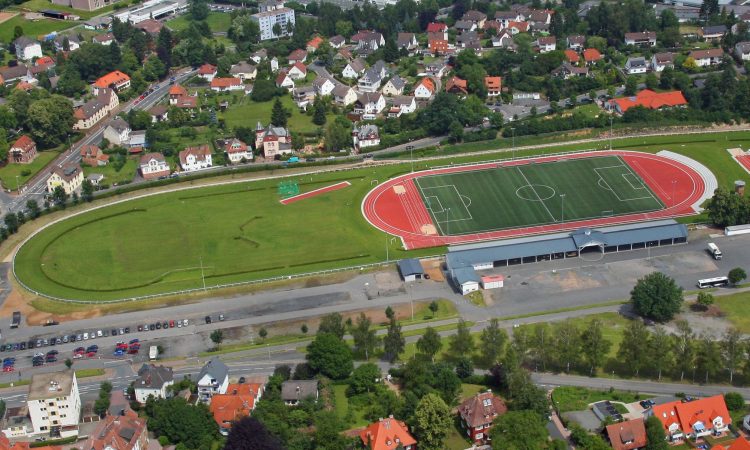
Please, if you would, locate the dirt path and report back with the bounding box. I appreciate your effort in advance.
[0,12,18,24]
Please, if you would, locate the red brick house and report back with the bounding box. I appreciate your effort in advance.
[359,416,416,450]
[458,391,508,443]
[9,135,38,164]
[80,145,110,167]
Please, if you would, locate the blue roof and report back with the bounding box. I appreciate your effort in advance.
[446,220,687,269]
[452,267,480,285]
[397,259,424,277]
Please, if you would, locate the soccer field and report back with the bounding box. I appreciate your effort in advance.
[413,155,665,236]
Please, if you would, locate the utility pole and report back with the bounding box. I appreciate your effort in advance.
[408,145,414,172]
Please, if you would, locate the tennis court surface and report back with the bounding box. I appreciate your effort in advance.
[362,151,709,249]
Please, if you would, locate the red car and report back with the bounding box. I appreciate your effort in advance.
[86,351,97,358]
[3,366,13,372]
[128,348,139,354]
[169,320,175,328]
[116,343,128,350]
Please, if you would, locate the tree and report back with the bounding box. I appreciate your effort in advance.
[57,66,86,97]
[553,320,581,372]
[489,410,549,450]
[416,327,442,362]
[617,321,650,376]
[348,363,380,394]
[385,306,395,320]
[696,291,714,310]
[694,334,721,383]
[448,319,474,360]
[225,416,285,450]
[724,392,745,411]
[383,38,399,62]
[210,330,224,346]
[728,267,747,285]
[156,27,173,70]
[318,312,346,338]
[324,118,351,152]
[705,187,749,227]
[449,120,464,143]
[722,328,744,384]
[312,96,327,126]
[648,327,673,380]
[507,370,549,416]
[428,300,439,317]
[189,0,209,20]
[300,324,308,334]
[64,358,73,368]
[631,272,683,322]
[13,25,23,41]
[147,398,218,448]
[645,73,659,90]
[4,213,18,234]
[251,79,279,102]
[27,96,74,148]
[81,179,94,202]
[624,76,638,96]
[672,320,695,381]
[351,312,379,360]
[306,332,353,379]
[52,185,68,206]
[455,357,473,379]
[479,318,507,368]
[644,415,668,450]
[383,318,405,363]
[412,393,452,450]
[660,66,674,89]
[580,319,611,375]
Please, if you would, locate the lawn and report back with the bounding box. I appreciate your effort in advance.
[415,155,663,235]
[0,15,76,42]
[714,290,750,333]
[332,384,370,428]
[221,95,335,135]
[82,159,138,186]
[551,386,642,413]
[14,0,117,19]
[0,150,60,190]
[74,368,105,378]
[166,12,231,32]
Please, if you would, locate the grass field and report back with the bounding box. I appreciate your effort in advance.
[220,96,335,135]
[14,0,117,19]
[552,386,642,413]
[0,151,60,190]
[415,155,664,235]
[715,290,750,332]
[82,159,138,186]
[166,12,231,32]
[0,15,75,42]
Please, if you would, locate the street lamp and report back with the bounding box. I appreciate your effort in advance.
[199,256,206,290]
[560,194,566,223]
[511,127,516,160]
[15,175,20,193]
[407,145,414,173]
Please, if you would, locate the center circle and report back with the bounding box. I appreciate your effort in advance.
[515,184,556,202]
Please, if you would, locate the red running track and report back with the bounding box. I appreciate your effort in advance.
[280,181,351,205]
[361,151,706,250]
[735,155,750,174]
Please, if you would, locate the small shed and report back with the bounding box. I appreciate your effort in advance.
[481,274,504,289]
[452,267,480,295]
[86,173,104,186]
[397,259,424,282]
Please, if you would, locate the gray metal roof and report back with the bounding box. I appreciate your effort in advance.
[198,357,228,384]
[397,259,424,277]
[446,220,687,269]
[452,267,480,285]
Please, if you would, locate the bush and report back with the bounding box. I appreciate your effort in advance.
[724,392,745,411]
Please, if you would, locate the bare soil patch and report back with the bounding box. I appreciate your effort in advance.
[0,12,17,23]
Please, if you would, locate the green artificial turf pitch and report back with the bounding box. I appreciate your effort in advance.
[413,155,665,236]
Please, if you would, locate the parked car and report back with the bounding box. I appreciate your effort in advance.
[205,316,212,324]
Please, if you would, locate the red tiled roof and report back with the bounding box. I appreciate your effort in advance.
[426,22,447,32]
[198,64,217,75]
[417,78,435,93]
[179,144,211,166]
[564,49,580,63]
[15,81,34,91]
[458,392,507,428]
[88,409,146,450]
[291,62,307,73]
[359,417,417,450]
[135,19,162,34]
[713,438,750,450]
[225,138,248,153]
[612,89,687,112]
[689,48,724,59]
[445,76,468,94]
[484,76,502,89]
[583,48,603,62]
[11,135,35,152]
[508,21,529,32]
[606,418,647,450]
[210,77,242,88]
[169,84,187,96]
[209,383,262,430]
[276,71,291,85]
[289,49,307,61]
[35,56,55,66]
[653,395,731,437]
[307,36,323,49]
[94,70,130,89]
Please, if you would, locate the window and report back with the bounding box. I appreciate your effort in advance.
[40,427,48,431]
[476,433,484,439]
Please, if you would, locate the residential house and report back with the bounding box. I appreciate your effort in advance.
[198,64,218,82]
[14,37,42,61]
[342,58,367,79]
[329,35,345,48]
[229,62,257,81]
[335,48,353,62]
[354,92,386,119]
[358,65,385,93]
[92,32,115,45]
[428,38,449,55]
[387,96,416,117]
[716,438,750,450]
[650,395,731,442]
[174,94,198,110]
[445,76,468,95]
[625,57,649,74]
[210,77,243,92]
[287,62,307,80]
[609,89,687,113]
[455,20,477,32]
[529,8,552,26]
[312,76,335,96]
[382,75,406,96]
[179,144,212,172]
[491,29,516,49]
[737,42,750,61]
[85,409,148,450]
[139,153,170,180]
[27,370,81,438]
[699,24,727,41]
[567,34,586,50]
[485,76,502,97]
[605,418,647,450]
[288,49,307,65]
[651,52,675,72]
[168,84,188,105]
[426,22,448,40]
[414,78,436,99]
[583,48,603,65]
[359,417,416,450]
[135,19,163,35]
[456,30,480,48]
[553,61,589,79]
[275,70,294,89]
[255,122,293,159]
[80,145,109,167]
[458,391,508,444]
[9,136,37,164]
[281,380,318,406]
[127,130,146,149]
[0,64,31,85]
[425,61,448,78]
[31,56,56,77]
[351,30,385,52]
[47,164,83,195]
[564,49,580,63]
[689,48,724,67]
[103,118,131,145]
[134,364,174,403]
[535,36,556,53]
[306,36,323,53]
[93,70,131,93]
[494,10,522,28]
[250,48,268,64]
[397,33,418,52]
[197,358,230,403]
[352,124,380,149]
[624,31,657,46]
[148,105,169,123]
[461,10,487,28]
[224,138,252,163]
[333,84,357,106]
[54,34,80,52]
[507,21,530,34]
[73,88,119,130]
[210,383,264,436]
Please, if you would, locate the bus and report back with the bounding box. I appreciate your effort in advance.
[697,276,729,288]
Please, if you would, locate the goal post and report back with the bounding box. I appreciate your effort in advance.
[277,180,300,198]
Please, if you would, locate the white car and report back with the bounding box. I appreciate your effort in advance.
[83,332,89,340]
[183,319,188,326]
[97,330,103,337]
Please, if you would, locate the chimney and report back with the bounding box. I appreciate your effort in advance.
[736,180,746,196]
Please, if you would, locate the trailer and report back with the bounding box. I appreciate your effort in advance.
[10,311,20,329]
[707,242,722,260]
[149,346,158,360]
